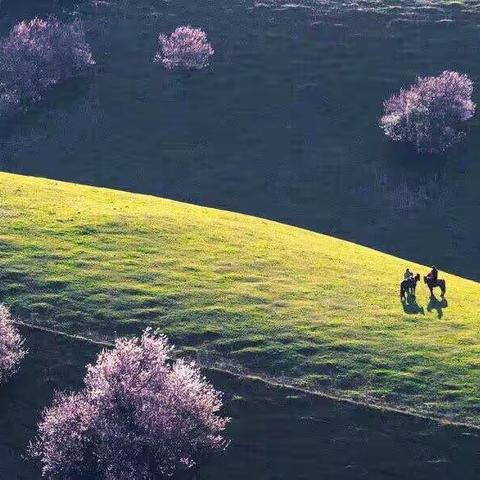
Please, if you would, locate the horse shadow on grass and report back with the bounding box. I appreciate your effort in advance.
[401,293,424,315]
[427,295,448,319]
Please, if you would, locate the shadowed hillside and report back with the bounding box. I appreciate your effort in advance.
[1,326,479,479]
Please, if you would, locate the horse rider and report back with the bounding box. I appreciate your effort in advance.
[426,265,438,283]
[404,268,413,281]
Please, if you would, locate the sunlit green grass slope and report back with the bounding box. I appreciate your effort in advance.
[0,173,479,424]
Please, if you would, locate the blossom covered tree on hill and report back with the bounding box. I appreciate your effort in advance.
[0,304,27,385]
[380,71,475,153]
[31,329,229,479]
[0,17,95,115]
[155,26,214,71]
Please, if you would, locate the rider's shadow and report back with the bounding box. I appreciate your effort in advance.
[401,293,425,315]
[427,295,448,319]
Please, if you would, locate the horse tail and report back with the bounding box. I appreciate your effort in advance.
[400,283,404,299]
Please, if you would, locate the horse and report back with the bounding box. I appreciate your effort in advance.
[400,273,420,300]
[424,275,446,297]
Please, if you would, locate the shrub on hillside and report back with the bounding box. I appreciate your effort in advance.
[380,71,475,153]
[31,329,229,479]
[0,17,95,115]
[154,26,214,71]
[0,304,27,384]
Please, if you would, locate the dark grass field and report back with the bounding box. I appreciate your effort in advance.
[1,326,479,480]
[0,0,480,280]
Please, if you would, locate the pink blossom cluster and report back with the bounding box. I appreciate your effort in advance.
[32,329,229,479]
[0,17,95,115]
[0,304,27,384]
[380,71,476,153]
[155,26,214,71]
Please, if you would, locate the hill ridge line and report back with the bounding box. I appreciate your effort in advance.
[3,171,478,281]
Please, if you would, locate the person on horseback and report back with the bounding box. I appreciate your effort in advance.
[400,272,420,300]
[427,266,438,284]
[424,265,446,297]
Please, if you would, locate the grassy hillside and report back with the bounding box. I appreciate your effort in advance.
[0,172,479,424]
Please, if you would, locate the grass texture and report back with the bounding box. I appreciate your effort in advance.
[0,172,479,424]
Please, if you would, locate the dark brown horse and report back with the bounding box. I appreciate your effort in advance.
[424,275,446,297]
[400,273,420,300]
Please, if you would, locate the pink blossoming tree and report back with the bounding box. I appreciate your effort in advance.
[0,17,95,115]
[380,71,475,153]
[31,329,229,479]
[155,26,214,71]
[0,304,27,384]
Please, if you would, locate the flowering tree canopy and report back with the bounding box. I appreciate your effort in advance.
[0,304,27,384]
[32,329,229,479]
[0,17,95,115]
[155,26,214,71]
[380,71,475,153]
